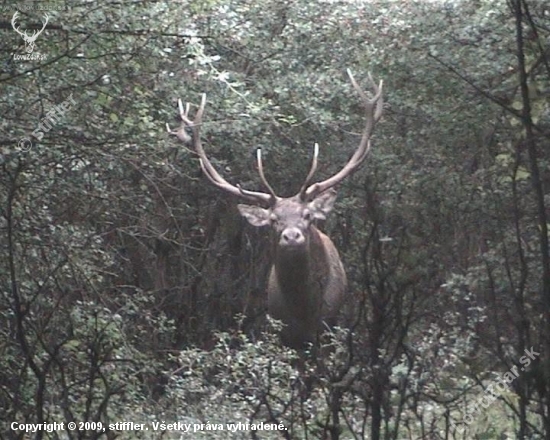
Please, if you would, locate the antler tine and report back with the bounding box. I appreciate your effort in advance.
[366,72,384,122]
[167,94,273,205]
[298,143,319,200]
[256,149,278,201]
[11,12,24,37]
[303,69,383,199]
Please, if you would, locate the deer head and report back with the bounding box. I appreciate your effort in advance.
[168,70,383,347]
[11,11,49,54]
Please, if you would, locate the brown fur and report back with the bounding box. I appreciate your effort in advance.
[268,226,347,347]
[238,192,347,348]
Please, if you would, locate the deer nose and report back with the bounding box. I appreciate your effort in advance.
[280,227,305,247]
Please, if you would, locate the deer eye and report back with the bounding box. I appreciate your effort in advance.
[303,211,312,221]
[270,213,279,225]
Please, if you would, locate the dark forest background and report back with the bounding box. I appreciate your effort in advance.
[1,0,550,438]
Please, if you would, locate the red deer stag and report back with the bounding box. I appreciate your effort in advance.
[167,70,383,348]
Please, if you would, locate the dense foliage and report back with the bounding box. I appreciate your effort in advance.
[1,0,549,439]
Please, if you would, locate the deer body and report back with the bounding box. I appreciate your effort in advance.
[238,194,347,346]
[268,225,346,347]
[168,70,383,347]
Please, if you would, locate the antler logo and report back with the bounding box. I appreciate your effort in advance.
[11,11,49,54]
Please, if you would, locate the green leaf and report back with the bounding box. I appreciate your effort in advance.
[514,167,530,181]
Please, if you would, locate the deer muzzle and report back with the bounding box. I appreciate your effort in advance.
[280,227,306,248]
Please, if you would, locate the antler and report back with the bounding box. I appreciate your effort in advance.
[34,13,49,41]
[11,12,49,42]
[300,69,383,200]
[11,12,26,38]
[167,95,277,205]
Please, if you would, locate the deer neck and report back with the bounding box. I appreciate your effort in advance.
[274,227,326,305]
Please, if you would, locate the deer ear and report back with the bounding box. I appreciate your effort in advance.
[238,204,271,227]
[308,189,337,220]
